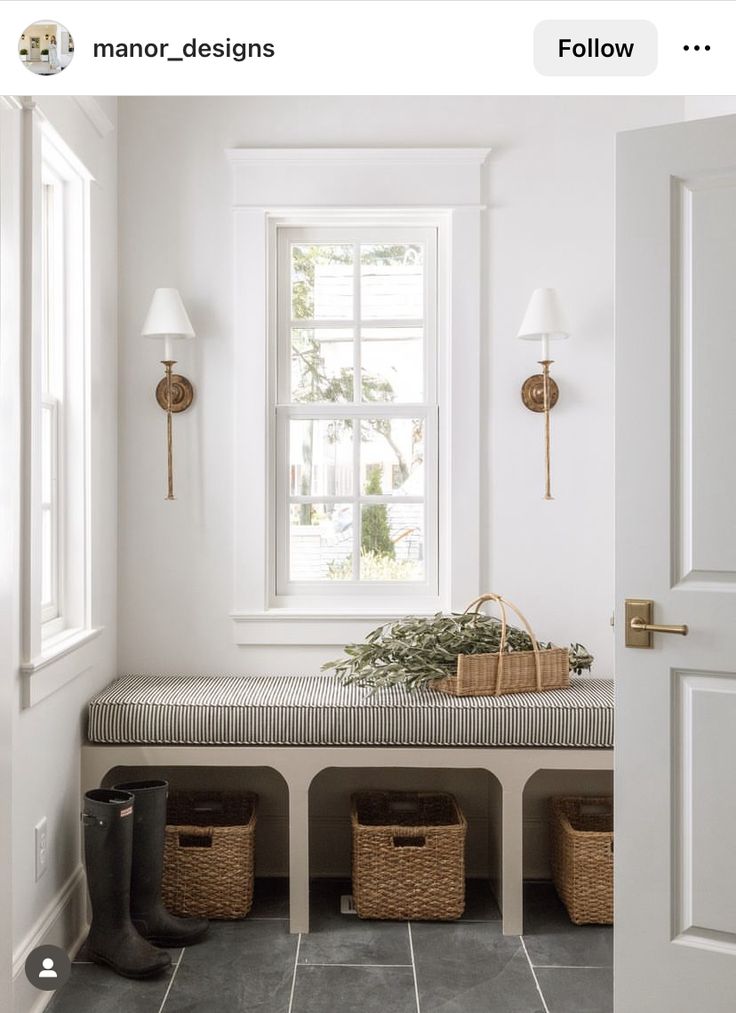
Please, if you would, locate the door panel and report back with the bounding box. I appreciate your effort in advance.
[616,114,736,1012]
[674,174,736,585]
[675,671,736,943]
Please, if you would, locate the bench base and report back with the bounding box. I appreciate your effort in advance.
[81,743,613,936]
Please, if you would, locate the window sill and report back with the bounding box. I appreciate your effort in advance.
[230,610,439,646]
[21,626,103,707]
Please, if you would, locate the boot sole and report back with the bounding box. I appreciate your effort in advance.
[88,950,171,979]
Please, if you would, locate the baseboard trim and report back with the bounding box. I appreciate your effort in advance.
[12,865,87,1012]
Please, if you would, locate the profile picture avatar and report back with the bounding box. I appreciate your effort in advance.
[19,21,74,75]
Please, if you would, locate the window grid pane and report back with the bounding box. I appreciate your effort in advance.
[291,244,354,321]
[40,399,59,620]
[359,503,425,582]
[360,328,423,404]
[289,503,354,582]
[290,328,354,404]
[360,243,424,320]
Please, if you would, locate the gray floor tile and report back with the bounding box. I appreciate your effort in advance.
[412,921,544,1013]
[44,881,614,1013]
[46,959,175,1013]
[291,964,417,1013]
[163,920,297,1013]
[535,967,613,1013]
[298,879,412,965]
[522,882,612,968]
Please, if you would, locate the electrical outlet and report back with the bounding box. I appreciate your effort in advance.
[35,818,48,881]
[340,894,357,915]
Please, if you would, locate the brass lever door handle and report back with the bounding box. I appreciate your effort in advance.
[630,617,688,636]
[625,599,689,648]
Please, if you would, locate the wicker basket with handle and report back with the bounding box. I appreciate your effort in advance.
[162,790,257,920]
[432,593,570,697]
[550,796,614,924]
[351,790,466,921]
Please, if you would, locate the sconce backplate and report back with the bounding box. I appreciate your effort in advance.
[521,374,559,413]
[155,374,194,413]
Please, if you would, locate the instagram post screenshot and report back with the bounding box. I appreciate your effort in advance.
[0,1,735,1010]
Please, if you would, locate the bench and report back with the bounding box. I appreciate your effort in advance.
[81,674,614,936]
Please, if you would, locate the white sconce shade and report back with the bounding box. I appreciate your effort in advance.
[517,287,569,341]
[141,288,195,360]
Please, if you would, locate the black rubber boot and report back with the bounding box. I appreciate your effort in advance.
[113,780,209,947]
[82,789,171,979]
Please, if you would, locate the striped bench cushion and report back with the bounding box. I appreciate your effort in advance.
[87,675,613,748]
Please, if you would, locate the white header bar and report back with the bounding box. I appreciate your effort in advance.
[1,0,734,95]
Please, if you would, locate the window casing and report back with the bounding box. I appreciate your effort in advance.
[28,125,91,656]
[228,147,487,642]
[272,225,440,606]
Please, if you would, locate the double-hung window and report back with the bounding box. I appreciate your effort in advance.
[274,225,438,605]
[28,125,91,662]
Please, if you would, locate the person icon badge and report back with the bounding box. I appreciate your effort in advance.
[38,957,58,979]
[25,945,70,990]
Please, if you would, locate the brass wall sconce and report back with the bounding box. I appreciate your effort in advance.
[141,288,195,500]
[517,287,569,500]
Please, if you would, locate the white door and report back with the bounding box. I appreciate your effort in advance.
[615,114,736,1012]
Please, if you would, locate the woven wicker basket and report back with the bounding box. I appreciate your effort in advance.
[351,790,466,921]
[550,796,613,925]
[162,790,257,920]
[433,593,570,697]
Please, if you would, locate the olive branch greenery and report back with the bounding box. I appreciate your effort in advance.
[323,611,594,691]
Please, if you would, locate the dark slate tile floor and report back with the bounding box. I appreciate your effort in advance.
[47,879,612,1013]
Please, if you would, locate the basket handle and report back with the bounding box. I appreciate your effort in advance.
[392,835,426,849]
[462,593,542,693]
[177,827,214,849]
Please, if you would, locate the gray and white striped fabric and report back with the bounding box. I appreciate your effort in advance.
[87,675,613,748]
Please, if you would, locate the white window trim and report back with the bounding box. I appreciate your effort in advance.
[228,148,489,645]
[20,105,100,703]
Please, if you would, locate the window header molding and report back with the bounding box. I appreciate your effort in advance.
[226,146,491,209]
[225,147,491,164]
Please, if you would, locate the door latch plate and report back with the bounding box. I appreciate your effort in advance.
[625,598,653,648]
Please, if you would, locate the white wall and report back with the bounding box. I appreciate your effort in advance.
[0,96,24,1013]
[1,96,118,1013]
[118,96,683,679]
[684,96,736,119]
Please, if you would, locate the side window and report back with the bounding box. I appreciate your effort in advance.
[35,131,90,647]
